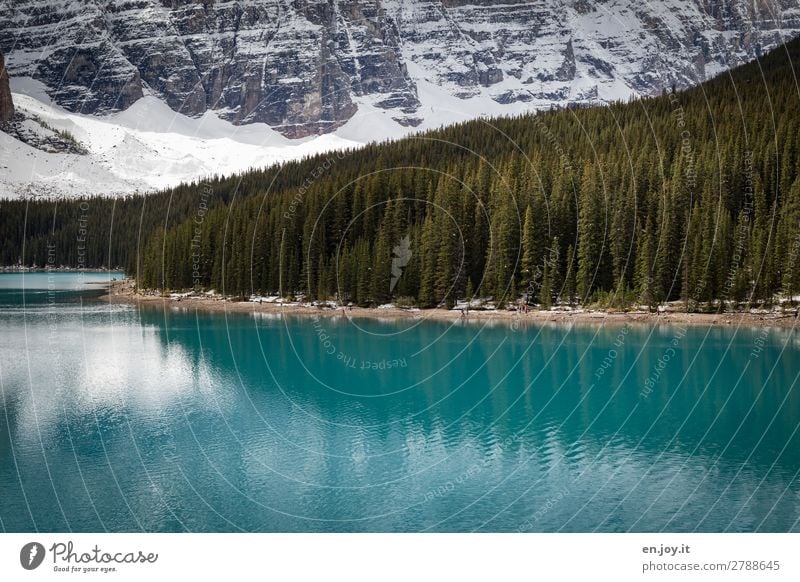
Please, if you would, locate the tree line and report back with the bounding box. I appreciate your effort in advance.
[2,37,800,311]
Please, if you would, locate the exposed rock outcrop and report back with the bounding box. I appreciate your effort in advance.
[0,48,13,123]
[1,1,799,137]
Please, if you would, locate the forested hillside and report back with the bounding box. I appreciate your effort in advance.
[2,38,800,311]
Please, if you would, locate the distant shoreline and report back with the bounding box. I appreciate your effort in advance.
[0,267,125,273]
[100,281,800,329]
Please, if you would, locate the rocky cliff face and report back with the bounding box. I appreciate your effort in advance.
[1,0,799,137]
[0,48,13,123]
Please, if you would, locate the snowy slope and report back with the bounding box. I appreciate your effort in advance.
[0,71,565,199]
[0,78,362,199]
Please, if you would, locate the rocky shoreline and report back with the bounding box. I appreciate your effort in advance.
[100,281,800,329]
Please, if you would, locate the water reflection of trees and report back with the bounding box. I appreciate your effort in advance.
[141,306,800,473]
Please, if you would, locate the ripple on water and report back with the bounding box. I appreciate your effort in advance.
[1,290,799,532]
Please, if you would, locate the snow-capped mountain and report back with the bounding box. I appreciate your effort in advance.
[2,0,799,139]
[1,0,800,198]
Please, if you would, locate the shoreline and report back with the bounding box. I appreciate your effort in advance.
[0,267,125,273]
[100,281,800,329]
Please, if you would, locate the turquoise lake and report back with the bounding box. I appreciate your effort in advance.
[0,273,799,532]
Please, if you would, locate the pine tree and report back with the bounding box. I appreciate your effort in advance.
[434,178,459,307]
[563,244,577,306]
[547,237,563,305]
[540,259,552,310]
[635,220,656,311]
[418,213,438,307]
[520,205,537,295]
[371,223,392,305]
[577,163,606,302]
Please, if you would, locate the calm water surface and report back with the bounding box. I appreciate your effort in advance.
[0,273,798,532]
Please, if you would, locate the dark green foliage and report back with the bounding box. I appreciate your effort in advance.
[3,38,800,310]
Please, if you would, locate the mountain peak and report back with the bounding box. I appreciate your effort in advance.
[2,0,799,138]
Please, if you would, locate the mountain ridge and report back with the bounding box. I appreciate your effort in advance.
[2,0,799,138]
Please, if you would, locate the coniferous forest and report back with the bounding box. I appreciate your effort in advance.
[2,38,800,311]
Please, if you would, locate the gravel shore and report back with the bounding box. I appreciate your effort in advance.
[101,280,800,329]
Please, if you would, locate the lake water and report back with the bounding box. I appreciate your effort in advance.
[0,273,798,532]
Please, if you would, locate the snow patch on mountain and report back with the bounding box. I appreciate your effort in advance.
[2,0,798,138]
[0,78,362,199]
